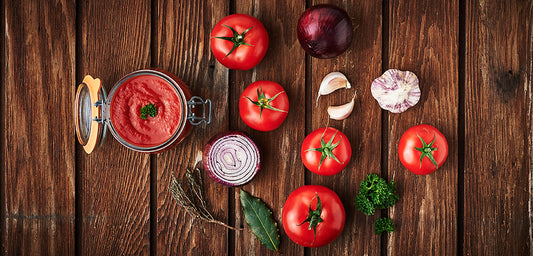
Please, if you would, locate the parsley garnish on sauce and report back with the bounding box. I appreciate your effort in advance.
[140,103,157,120]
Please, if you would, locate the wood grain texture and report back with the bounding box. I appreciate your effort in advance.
[153,0,230,255]
[387,0,458,255]
[0,0,4,250]
[307,0,382,255]
[464,0,531,255]
[77,0,151,254]
[3,0,76,255]
[2,0,533,255]
[231,0,306,255]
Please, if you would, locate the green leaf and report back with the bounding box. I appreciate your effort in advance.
[240,190,280,251]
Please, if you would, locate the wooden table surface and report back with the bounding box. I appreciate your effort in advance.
[2,0,532,255]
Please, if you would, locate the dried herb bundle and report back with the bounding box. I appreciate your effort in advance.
[169,168,241,230]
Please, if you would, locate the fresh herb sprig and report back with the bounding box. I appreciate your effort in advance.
[140,103,157,120]
[375,217,395,235]
[355,173,399,215]
[355,173,399,235]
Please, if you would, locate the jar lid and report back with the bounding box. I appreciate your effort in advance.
[74,75,107,154]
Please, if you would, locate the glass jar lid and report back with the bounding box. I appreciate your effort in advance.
[74,75,107,154]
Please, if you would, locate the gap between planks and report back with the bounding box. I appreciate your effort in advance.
[149,0,157,255]
[74,0,82,254]
[227,1,237,256]
[457,0,466,255]
[0,0,6,251]
[380,0,390,255]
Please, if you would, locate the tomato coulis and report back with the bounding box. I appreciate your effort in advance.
[110,74,182,147]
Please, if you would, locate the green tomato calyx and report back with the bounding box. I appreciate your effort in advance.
[414,133,439,169]
[245,86,287,118]
[215,25,254,59]
[297,193,323,245]
[306,128,343,171]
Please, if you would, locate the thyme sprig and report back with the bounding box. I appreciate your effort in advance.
[169,168,241,231]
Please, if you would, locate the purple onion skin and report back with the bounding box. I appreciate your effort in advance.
[203,130,261,187]
[297,4,353,59]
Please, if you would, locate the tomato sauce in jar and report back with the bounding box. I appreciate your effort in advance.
[75,69,211,154]
[110,74,182,147]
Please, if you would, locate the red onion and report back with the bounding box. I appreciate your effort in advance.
[203,131,260,186]
[297,4,353,59]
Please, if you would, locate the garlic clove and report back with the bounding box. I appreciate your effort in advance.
[371,69,421,113]
[327,91,357,120]
[316,71,351,107]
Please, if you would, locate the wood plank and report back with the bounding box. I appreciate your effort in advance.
[77,0,151,254]
[307,0,382,255]
[387,0,458,254]
[3,0,76,255]
[153,0,230,255]
[231,0,306,255]
[464,0,531,255]
[0,0,4,249]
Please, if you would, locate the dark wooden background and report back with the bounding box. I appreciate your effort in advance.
[2,0,531,255]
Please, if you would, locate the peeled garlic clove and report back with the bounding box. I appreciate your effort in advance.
[371,69,421,113]
[327,91,357,120]
[319,72,351,94]
[316,71,351,107]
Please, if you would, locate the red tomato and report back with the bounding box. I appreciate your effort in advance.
[239,81,289,131]
[282,185,345,248]
[301,127,351,176]
[398,124,448,175]
[210,14,269,70]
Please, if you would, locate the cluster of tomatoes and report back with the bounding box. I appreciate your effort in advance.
[211,14,347,247]
[211,13,448,248]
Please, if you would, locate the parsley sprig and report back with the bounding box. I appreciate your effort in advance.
[140,103,157,120]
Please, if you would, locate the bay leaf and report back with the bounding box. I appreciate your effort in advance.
[240,189,280,251]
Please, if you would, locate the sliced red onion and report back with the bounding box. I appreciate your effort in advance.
[203,131,260,186]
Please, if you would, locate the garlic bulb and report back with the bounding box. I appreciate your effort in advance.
[371,69,420,113]
[327,91,357,120]
[316,72,351,107]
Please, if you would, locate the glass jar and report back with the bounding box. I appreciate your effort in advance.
[75,69,211,154]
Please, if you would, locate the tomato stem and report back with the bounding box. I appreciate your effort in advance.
[414,133,439,168]
[215,25,254,59]
[305,128,343,171]
[297,193,323,245]
[245,85,287,118]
